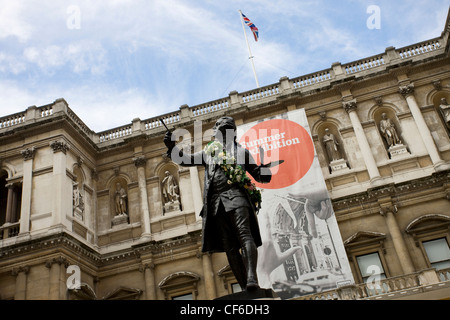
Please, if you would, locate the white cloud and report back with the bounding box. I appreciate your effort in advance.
[21,41,108,75]
[1,0,448,132]
[0,1,33,42]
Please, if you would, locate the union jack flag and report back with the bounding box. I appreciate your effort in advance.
[241,12,259,41]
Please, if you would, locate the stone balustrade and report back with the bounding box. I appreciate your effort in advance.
[296,267,450,300]
[0,221,20,240]
[0,25,448,147]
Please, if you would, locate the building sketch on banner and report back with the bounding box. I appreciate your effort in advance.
[236,109,354,299]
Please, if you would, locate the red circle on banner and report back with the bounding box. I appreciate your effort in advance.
[239,119,315,189]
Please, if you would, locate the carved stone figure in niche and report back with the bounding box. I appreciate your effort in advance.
[161,171,180,204]
[114,183,127,215]
[322,128,341,162]
[73,183,84,213]
[379,113,401,148]
[439,97,450,129]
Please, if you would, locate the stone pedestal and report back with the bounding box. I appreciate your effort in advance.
[164,201,181,215]
[215,288,280,300]
[73,207,83,221]
[112,213,128,226]
[388,144,409,158]
[330,158,349,172]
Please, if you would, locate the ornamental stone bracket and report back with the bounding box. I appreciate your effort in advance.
[398,83,415,97]
[379,204,398,217]
[133,156,147,167]
[20,147,36,160]
[50,141,70,154]
[11,265,30,276]
[45,256,70,268]
[342,99,358,113]
[138,262,155,272]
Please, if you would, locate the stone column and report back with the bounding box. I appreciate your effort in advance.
[399,83,448,170]
[91,169,99,246]
[12,266,30,300]
[50,141,70,229]
[200,252,217,300]
[189,167,203,221]
[133,156,151,237]
[139,262,156,300]
[5,183,15,223]
[343,100,381,184]
[380,205,415,275]
[45,256,69,300]
[19,147,35,235]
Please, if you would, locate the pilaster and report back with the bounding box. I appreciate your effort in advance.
[19,147,35,235]
[45,256,70,300]
[139,261,156,300]
[342,99,381,184]
[133,155,152,238]
[398,82,449,171]
[50,141,70,229]
[11,265,30,300]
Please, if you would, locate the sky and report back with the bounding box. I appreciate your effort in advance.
[0,0,449,132]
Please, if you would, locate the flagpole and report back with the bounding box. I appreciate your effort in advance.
[239,9,260,88]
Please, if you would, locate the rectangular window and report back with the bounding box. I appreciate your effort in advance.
[172,293,193,300]
[356,252,387,283]
[423,238,450,270]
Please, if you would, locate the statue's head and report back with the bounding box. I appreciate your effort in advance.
[212,116,236,142]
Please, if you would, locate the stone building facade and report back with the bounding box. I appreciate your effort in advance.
[1,10,450,300]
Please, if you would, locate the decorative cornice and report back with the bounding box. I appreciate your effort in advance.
[50,141,70,154]
[333,171,449,212]
[20,147,35,160]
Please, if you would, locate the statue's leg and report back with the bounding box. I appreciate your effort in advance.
[242,240,259,291]
[225,247,247,290]
[233,207,260,291]
[215,203,248,291]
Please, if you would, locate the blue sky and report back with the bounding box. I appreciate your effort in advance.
[1,0,449,132]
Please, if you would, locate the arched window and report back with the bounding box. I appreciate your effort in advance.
[158,271,200,300]
[406,214,450,271]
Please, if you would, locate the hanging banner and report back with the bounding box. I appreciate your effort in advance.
[236,108,354,299]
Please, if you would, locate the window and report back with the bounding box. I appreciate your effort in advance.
[406,214,450,270]
[422,238,450,270]
[343,231,389,285]
[159,271,200,300]
[356,252,387,284]
[172,293,193,300]
[0,171,7,226]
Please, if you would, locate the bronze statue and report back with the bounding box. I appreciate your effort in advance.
[163,116,274,291]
